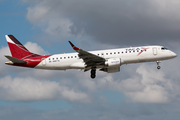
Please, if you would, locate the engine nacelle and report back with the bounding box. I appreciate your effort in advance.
[100,58,121,73]
[100,67,120,73]
[105,58,121,67]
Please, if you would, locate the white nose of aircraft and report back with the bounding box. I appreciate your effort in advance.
[171,51,177,58]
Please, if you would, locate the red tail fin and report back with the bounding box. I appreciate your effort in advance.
[5,35,40,59]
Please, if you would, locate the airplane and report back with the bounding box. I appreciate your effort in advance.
[4,35,177,79]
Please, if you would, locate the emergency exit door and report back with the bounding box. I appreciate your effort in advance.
[153,47,157,55]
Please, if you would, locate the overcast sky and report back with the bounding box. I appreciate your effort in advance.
[0,0,180,120]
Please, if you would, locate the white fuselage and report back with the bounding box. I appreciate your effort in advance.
[35,45,177,70]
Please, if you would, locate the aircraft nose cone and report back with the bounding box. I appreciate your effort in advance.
[171,52,177,58]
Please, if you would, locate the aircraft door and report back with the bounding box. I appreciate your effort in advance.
[153,47,157,55]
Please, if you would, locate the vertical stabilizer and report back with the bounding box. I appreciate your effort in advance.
[5,35,40,59]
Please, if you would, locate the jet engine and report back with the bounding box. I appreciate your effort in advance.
[105,58,121,67]
[100,58,121,73]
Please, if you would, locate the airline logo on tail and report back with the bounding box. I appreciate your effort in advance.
[5,35,40,59]
[5,35,50,67]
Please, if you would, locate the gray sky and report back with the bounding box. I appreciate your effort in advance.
[26,0,180,46]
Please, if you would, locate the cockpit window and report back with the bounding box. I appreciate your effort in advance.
[161,47,168,50]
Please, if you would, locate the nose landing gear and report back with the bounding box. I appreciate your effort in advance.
[156,61,161,69]
[157,66,161,69]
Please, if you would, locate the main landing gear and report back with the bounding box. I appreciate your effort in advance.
[156,61,161,69]
[91,68,96,79]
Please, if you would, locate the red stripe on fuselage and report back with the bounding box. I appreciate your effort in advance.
[25,55,51,67]
[13,55,51,68]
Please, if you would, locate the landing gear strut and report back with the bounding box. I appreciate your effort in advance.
[156,61,161,69]
[91,68,96,79]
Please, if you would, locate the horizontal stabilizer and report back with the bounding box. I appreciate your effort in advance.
[5,55,27,63]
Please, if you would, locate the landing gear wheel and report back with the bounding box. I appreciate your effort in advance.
[157,66,161,69]
[156,61,161,70]
[90,69,96,79]
[91,74,96,79]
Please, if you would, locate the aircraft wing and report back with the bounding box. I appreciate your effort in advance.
[69,41,105,71]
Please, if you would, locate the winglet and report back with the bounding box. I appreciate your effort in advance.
[68,41,79,50]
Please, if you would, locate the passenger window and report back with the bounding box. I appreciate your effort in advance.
[71,56,73,58]
[64,57,66,59]
[106,53,108,55]
[114,52,116,54]
[68,57,70,58]
[118,52,120,54]
[122,52,123,54]
[53,58,54,60]
[49,58,51,60]
[60,57,62,59]
[110,53,112,55]
[75,56,76,58]
[56,58,58,60]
